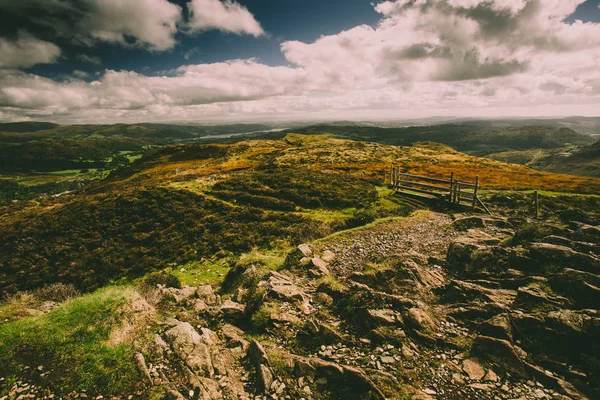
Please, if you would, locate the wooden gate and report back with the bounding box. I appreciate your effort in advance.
[388,167,491,215]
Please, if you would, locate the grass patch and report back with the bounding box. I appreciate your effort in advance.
[0,287,141,397]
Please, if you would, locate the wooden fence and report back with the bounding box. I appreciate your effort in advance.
[388,167,491,215]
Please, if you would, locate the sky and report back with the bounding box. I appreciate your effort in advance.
[0,0,599,124]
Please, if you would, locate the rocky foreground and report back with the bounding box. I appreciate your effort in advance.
[3,212,600,399]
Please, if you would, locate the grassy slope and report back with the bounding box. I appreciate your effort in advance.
[0,287,141,396]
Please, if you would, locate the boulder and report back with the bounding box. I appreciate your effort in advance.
[220,299,246,320]
[446,240,510,276]
[322,250,336,263]
[297,244,313,257]
[196,285,218,305]
[513,286,572,311]
[405,307,437,332]
[161,286,197,304]
[266,271,311,314]
[472,336,525,377]
[551,268,600,309]
[221,324,249,350]
[453,216,486,231]
[164,322,214,377]
[478,314,513,342]
[366,309,403,326]
[247,339,270,368]
[528,243,600,274]
[462,358,485,381]
[573,224,600,243]
[311,257,330,276]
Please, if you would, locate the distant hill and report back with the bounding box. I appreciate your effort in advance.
[288,124,595,154]
[0,122,59,132]
[529,140,600,177]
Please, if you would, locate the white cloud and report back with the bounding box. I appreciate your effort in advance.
[0,32,61,69]
[83,0,182,51]
[187,0,264,36]
[1,0,600,123]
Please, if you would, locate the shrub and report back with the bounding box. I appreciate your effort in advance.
[34,283,79,302]
[141,272,181,289]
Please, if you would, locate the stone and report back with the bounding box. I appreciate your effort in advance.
[366,309,402,326]
[164,322,214,377]
[453,216,486,231]
[134,353,152,384]
[484,369,499,382]
[161,286,197,304]
[573,224,600,243]
[311,257,330,276]
[405,307,436,332]
[192,299,209,313]
[513,286,571,310]
[247,340,270,368]
[478,314,513,342]
[528,243,600,274]
[462,358,485,381]
[220,299,246,320]
[257,364,274,394]
[221,324,249,350]
[266,271,311,314]
[196,285,218,305]
[472,336,525,377]
[322,250,336,263]
[298,244,313,257]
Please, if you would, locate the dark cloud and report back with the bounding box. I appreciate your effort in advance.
[435,49,529,81]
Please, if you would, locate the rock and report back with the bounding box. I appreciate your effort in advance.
[513,286,571,310]
[257,364,274,394]
[453,216,486,231]
[266,271,311,314]
[298,244,313,257]
[311,257,330,276]
[221,324,249,350]
[322,250,336,263]
[317,323,345,344]
[220,299,246,320]
[462,358,485,381]
[483,368,499,382]
[573,224,600,243]
[366,309,403,326]
[247,340,270,368]
[134,353,152,385]
[161,286,197,304]
[528,243,600,274]
[472,335,525,377]
[196,285,218,305]
[542,236,600,256]
[192,299,209,313]
[446,240,510,276]
[405,307,436,332]
[164,322,214,377]
[551,268,600,309]
[478,314,513,342]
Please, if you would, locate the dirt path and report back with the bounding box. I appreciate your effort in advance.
[319,211,458,277]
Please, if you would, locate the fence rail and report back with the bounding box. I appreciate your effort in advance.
[388,167,490,215]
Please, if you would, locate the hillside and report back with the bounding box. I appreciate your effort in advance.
[1,134,600,399]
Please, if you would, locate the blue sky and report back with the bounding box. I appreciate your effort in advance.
[0,0,600,123]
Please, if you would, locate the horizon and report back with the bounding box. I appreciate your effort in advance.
[1,0,600,123]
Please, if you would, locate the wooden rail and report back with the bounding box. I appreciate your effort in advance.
[387,166,491,215]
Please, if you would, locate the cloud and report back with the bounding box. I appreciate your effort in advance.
[0,0,183,52]
[77,54,102,65]
[0,32,61,69]
[187,0,264,37]
[1,0,600,123]
[82,0,182,51]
